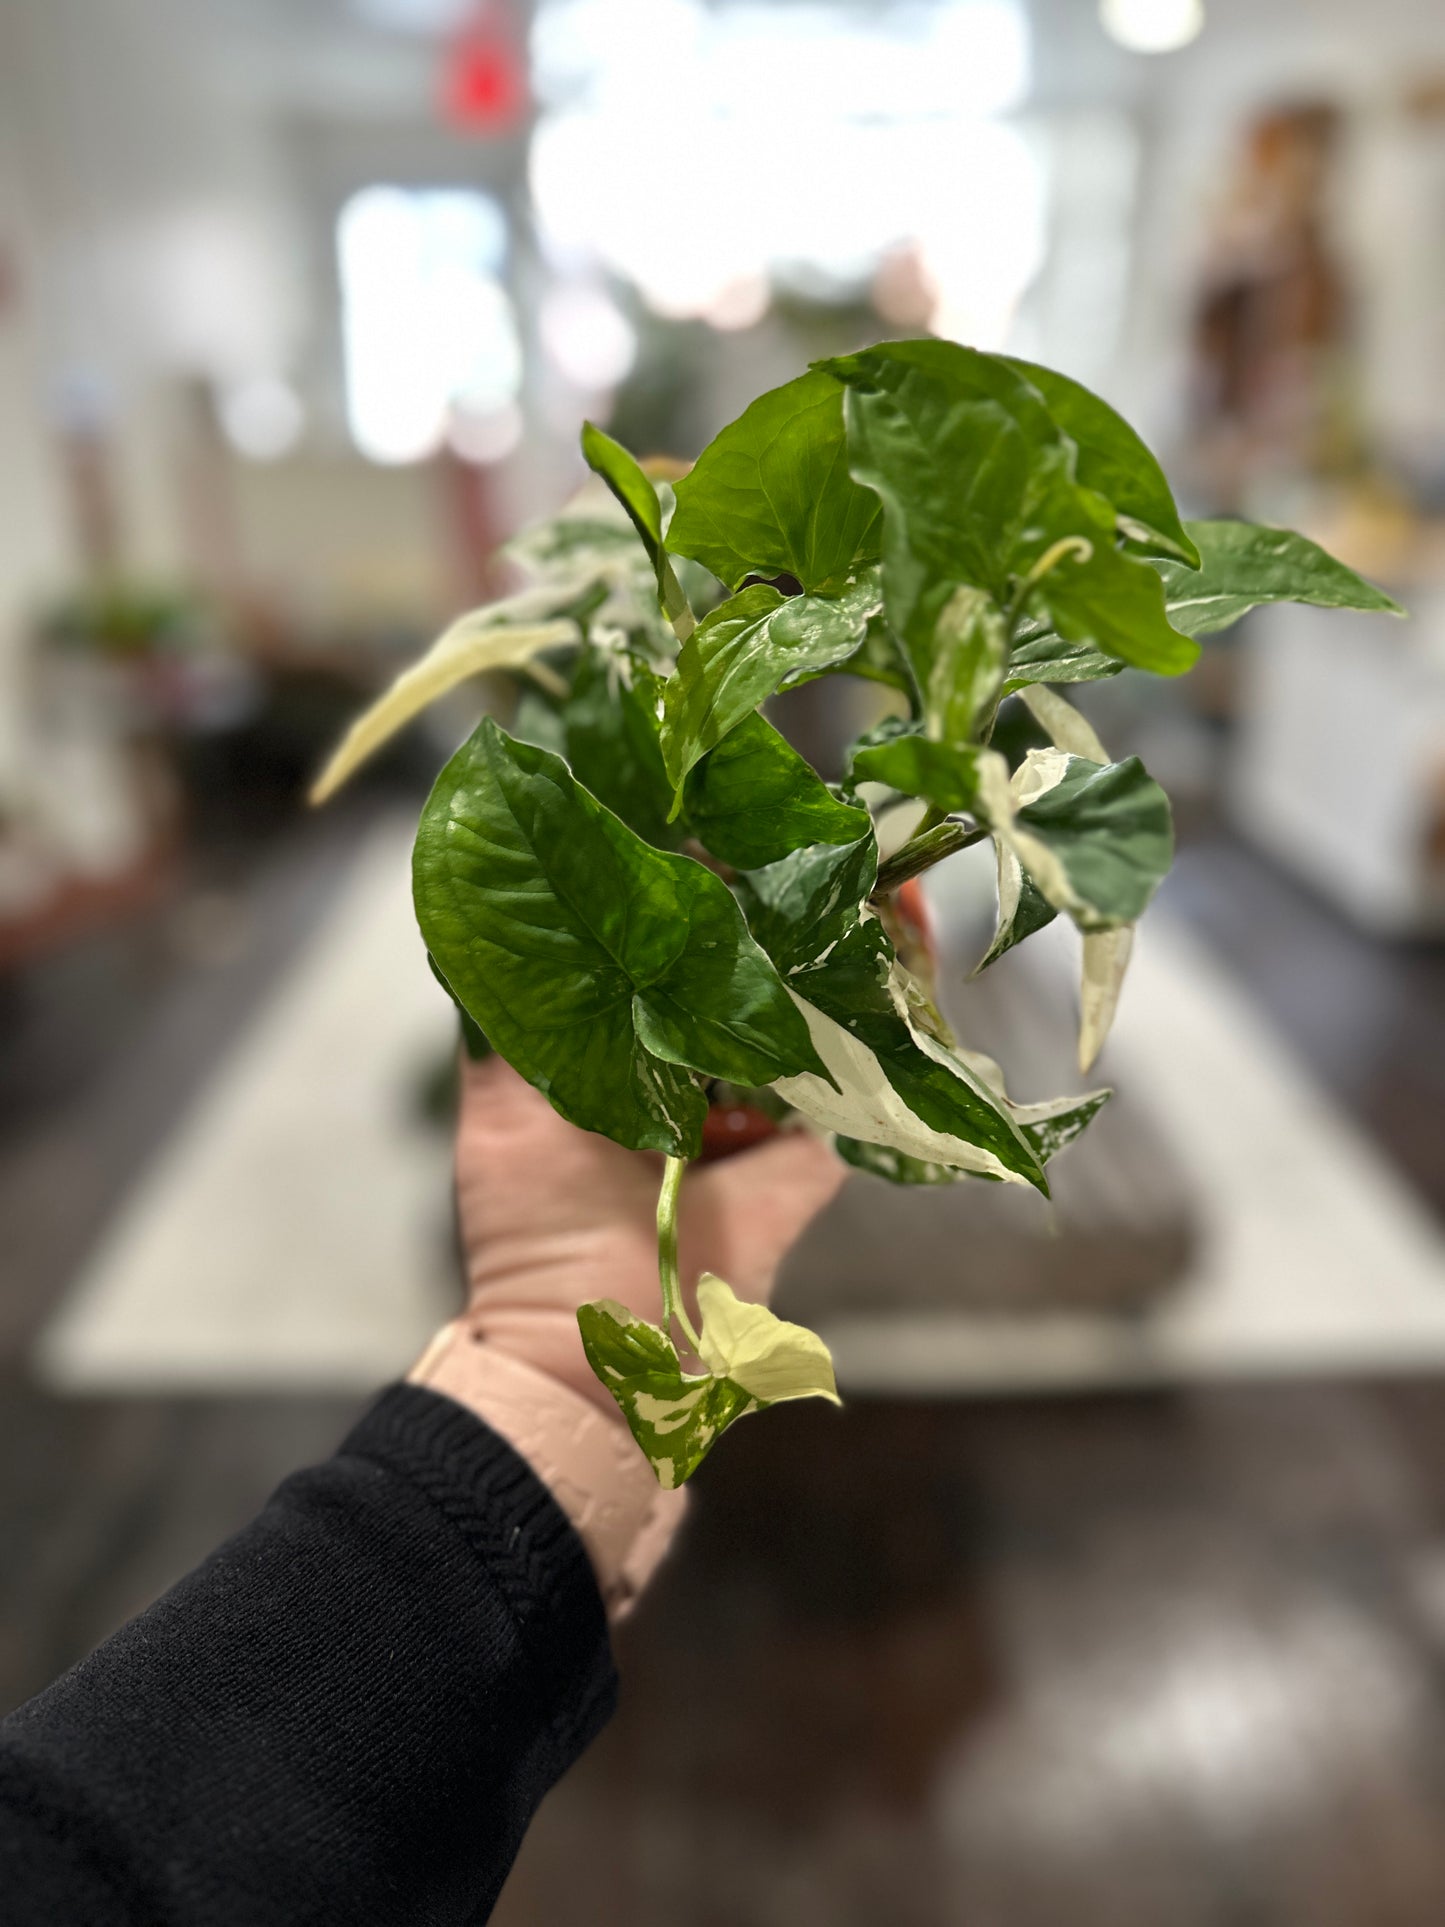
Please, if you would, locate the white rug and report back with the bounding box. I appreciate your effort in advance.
[34,823,1445,1395]
[821,914,1445,1393]
[35,817,459,1393]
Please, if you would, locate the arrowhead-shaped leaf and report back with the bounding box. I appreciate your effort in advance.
[1155,519,1404,636]
[576,1299,758,1488]
[415,718,829,1157]
[684,710,869,868]
[667,369,882,592]
[825,340,1197,683]
[824,338,1058,658]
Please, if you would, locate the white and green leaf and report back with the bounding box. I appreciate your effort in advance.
[309,597,579,804]
[578,1278,838,1486]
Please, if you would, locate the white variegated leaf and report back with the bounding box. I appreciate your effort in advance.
[1079,925,1134,1072]
[576,1297,758,1489]
[1019,684,1109,764]
[695,1274,839,1406]
[310,600,579,804]
[949,1038,1112,1161]
[773,990,1029,1185]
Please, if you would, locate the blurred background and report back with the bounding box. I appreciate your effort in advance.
[4,0,1445,1920]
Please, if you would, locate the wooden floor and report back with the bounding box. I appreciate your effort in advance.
[4,808,1445,1923]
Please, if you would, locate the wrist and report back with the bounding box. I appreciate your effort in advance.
[407,1321,687,1619]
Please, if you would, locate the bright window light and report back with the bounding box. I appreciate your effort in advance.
[1099,0,1204,55]
[528,0,1040,341]
[539,283,637,390]
[338,186,519,465]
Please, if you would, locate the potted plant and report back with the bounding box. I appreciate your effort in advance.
[312,339,1399,1488]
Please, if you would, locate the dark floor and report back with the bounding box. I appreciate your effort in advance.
[3,803,1445,1924]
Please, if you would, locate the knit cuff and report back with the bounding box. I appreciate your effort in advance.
[338,1383,615,1772]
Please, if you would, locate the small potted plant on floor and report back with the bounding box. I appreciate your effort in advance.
[313,339,1399,1487]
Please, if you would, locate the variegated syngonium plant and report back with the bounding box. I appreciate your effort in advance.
[314,338,1402,1487]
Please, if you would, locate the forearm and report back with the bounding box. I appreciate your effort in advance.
[0,1386,616,1926]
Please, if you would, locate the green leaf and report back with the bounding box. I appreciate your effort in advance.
[977,747,1174,931]
[775,955,1048,1191]
[824,338,1058,658]
[577,1299,758,1488]
[659,574,880,798]
[309,597,579,804]
[667,369,882,592]
[414,718,829,1157]
[734,832,880,974]
[695,1274,839,1406]
[849,733,985,816]
[1013,468,1200,676]
[581,421,696,638]
[1002,628,1124,692]
[1156,519,1404,636]
[563,650,678,848]
[684,710,868,868]
[427,952,492,1061]
[825,340,1196,681]
[1001,356,1200,565]
[950,1038,1112,1163]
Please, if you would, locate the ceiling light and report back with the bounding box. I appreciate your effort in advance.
[1100,0,1204,54]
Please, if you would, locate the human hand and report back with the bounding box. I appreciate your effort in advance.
[450,1054,847,1417]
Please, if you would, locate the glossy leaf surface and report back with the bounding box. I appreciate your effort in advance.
[659,575,880,797]
[563,652,677,848]
[667,370,881,592]
[685,710,868,868]
[849,734,985,816]
[581,421,695,637]
[826,341,1197,679]
[981,747,1174,931]
[415,719,827,1157]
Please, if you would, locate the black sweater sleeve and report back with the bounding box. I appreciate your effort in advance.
[0,1383,618,1926]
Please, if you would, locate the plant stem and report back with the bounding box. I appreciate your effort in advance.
[656,1155,702,1353]
[1004,534,1093,630]
[873,819,987,896]
[891,632,926,721]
